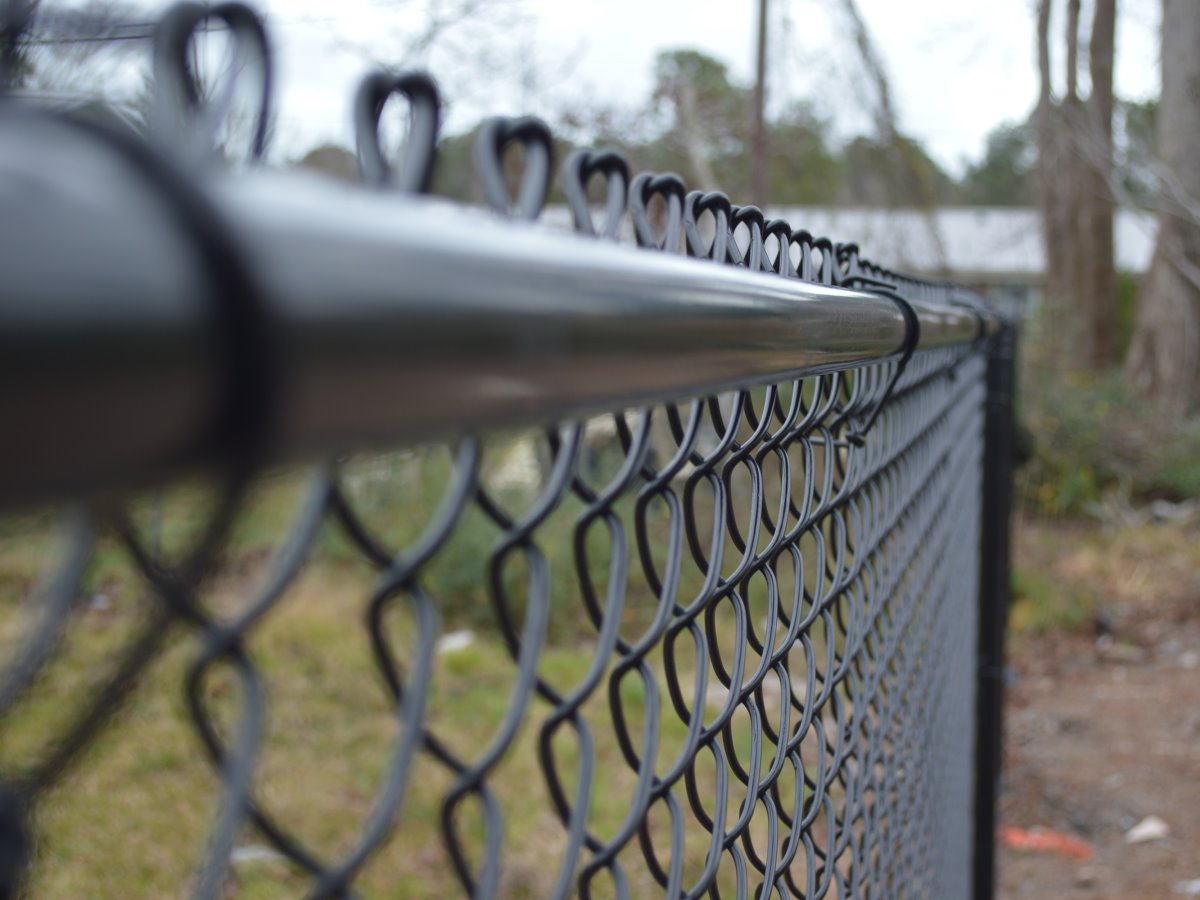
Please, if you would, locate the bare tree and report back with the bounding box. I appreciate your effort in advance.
[1,0,38,88]
[1035,0,1064,328]
[650,50,736,191]
[832,0,948,271]
[14,1,145,107]
[1034,0,1118,371]
[1126,0,1200,413]
[333,0,573,129]
[751,0,768,207]
[1081,0,1117,366]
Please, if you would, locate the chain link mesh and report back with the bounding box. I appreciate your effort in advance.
[0,349,986,897]
[0,2,1000,896]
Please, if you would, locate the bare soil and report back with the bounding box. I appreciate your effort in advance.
[999,519,1200,899]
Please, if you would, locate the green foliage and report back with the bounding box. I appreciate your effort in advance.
[428,126,476,201]
[1017,366,1200,515]
[294,144,358,183]
[634,49,847,203]
[418,46,953,209]
[1010,567,1095,634]
[1116,98,1158,205]
[1148,441,1200,499]
[430,124,577,205]
[1115,269,1140,359]
[837,134,959,206]
[0,449,724,895]
[651,49,745,127]
[959,120,1033,206]
[296,47,1160,214]
[762,102,844,204]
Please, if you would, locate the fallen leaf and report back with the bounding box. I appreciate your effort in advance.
[999,825,1094,860]
[436,630,475,654]
[230,844,285,865]
[1125,815,1170,844]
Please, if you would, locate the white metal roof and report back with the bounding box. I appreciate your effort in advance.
[763,207,1156,280]
[541,205,1157,282]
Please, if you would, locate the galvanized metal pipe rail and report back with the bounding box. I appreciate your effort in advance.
[0,110,993,508]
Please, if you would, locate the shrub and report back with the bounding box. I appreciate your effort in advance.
[1017,366,1200,515]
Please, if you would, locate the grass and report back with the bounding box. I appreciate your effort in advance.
[0,438,840,898]
[13,382,1184,895]
[1010,514,1200,638]
[10,559,689,897]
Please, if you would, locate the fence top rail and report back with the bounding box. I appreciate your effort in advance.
[0,108,996,509]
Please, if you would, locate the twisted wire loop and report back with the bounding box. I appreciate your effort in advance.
[0,2,995,897]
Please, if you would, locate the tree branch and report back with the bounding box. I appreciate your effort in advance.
[1066,0,1080,101]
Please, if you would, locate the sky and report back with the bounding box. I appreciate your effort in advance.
[87,0,1163,176]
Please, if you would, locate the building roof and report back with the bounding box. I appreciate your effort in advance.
[763,207,1156,281]
[542,204,1156,283]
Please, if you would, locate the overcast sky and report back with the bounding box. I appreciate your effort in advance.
[123,0,1161,176]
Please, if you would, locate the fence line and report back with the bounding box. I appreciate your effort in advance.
[0,2,1016,897]
[0,113,994,508]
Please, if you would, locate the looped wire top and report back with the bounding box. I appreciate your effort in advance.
[562,149,630,238]
[839,242,921,447]
[683,190,733,262]
[354,69,440,192]
[152,1,273,168]
[812,235,837,285]
[789,228,818,281]
[837,241,896,291]
[629,171,687,253]
[473,115,554,220]
[732,204,767,271]
[763,217,794,277]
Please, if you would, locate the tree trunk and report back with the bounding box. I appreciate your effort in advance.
[751,0,768,207]
[1035,0,1064,312]
[1036,0,1080,365]
[836,0,948,268]
[1034,0,1119,371]
[1059,0,1089,366]
[1080,0,1117,367]
[1127,0,1200,413]
[1065,0,1080,99]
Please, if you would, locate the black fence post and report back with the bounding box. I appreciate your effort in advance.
[974,317,1018,900]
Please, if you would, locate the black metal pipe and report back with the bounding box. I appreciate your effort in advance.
[973,316,1017,900]
[0,109,996,509]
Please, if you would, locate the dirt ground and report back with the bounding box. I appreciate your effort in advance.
[998,518,1200,899]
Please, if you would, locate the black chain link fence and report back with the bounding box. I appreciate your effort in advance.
[0,3,1017,897]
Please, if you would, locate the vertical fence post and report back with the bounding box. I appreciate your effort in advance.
[973,317,1017,900]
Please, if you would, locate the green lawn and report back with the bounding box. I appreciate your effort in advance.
[0,454,821,897]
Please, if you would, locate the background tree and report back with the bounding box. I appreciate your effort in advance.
[647,49,746,192]
[9,1,142,99]
[595,49,843,206]
[762,101,843,205]
[1115,98,1158,205]
[960,121,1035,206]
[338,0,544,126]
[837,134,958,207]
[1125,0,1200,413]
[1035,0,1118,371]
[831,0,950,268]
[1,0,36,88]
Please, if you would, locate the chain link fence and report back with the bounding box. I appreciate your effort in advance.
[0,2,1016,897]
